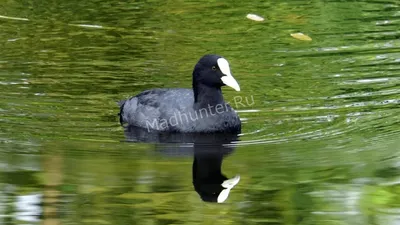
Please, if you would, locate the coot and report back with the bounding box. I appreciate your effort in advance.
[118,54,241,133]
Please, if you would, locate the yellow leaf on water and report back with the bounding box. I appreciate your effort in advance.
[246,14,264,22]
[290,32,312,41]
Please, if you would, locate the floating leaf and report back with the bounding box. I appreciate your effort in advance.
[290,32,312,41]
[246,14,264,22]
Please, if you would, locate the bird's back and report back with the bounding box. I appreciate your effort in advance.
[119,88,241,133]
[119,88,194,130]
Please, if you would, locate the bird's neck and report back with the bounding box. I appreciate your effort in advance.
[193,82,224,108]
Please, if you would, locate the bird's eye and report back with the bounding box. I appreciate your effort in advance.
[212,66,217,71]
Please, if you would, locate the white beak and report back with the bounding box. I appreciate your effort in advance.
[218,58,240,91]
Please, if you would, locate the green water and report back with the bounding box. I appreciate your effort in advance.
[1,0,399,224]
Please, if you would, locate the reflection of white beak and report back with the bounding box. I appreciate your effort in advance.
[218,58,240,92]
[217,175,240,203]
[222,175,240,189]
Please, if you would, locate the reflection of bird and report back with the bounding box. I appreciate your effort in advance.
[118,54,241,133]
[124,127,241,203]
[193,148,240,203]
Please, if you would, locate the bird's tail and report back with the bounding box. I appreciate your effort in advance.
[117,100,127,126]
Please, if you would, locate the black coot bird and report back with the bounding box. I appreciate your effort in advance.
[118,54,241,133]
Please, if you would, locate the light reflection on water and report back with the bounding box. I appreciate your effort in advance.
[15,193,42,222]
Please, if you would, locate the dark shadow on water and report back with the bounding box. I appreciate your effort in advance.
[124,126,241,203]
